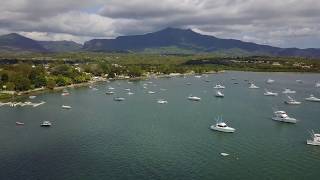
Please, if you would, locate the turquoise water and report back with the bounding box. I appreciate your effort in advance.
[1,71,320,180]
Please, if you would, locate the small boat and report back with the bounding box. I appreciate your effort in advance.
[127,92,134,95]
[249,83,259,89]
[307,131,320,146]
[114,97,125,101]
[210,117,235,133]
[41,121,52,127]
[305,94,320,102]
[285,96,301,105]
[282,88,296,94]
[194,75,202,78]
[266,78,275,84]
[220,153,230,157]
[29,95,36,99]
[61,89,70,96]
[62,105,72,109]
[147,91,156,94]
[124,88,131,91]
[187,95,201,101]
[108,86,115,90]
[272,111,297,123]
[157,99,168,104]
[215,90,224,98]
[16,122,25,125]
[105,91,115,95]
[264,89,278,96]
[214,84,225,89]
[316,82,320,88]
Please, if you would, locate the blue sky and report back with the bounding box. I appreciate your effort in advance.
[1,0,320,48]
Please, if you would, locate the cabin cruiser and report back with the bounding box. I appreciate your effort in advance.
[305,94,320,102]
[307,131,320,146]
[214,84,225,89]
[249,83,259,89]
[61,89,70,96]
[114,97,125,101]
[16,122,25,125]
[282,88,296,94]
[285,96,301,105]
[187,95,201,101]
[127,92,134,95]
[264,89,278,96]
[41,121,52,127]
[266,78,275,84]
[272,111,297,123]
[215,90,224,97]
[157,99,168,104]
[210,118,235,133]
[62,105,72,109]
[105,91,115,95]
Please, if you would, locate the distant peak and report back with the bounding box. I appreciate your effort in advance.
[157,27,196,34]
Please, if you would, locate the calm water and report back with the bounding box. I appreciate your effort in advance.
[1,71,320,180]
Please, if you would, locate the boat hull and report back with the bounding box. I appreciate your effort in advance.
[272,117,297,123]
[210,125,235,133]
[307,140,320,146]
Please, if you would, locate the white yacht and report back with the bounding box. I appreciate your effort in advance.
[127,92,134,95]
[106,91,115,95]
[114,97,125,101]
[272,111,297,123]
[62,105,72,109]
[266,78,275,84]
[157,99,168,104]
[41,121,52,127]
[282,88,296,94]
[307,131,320,146]
[187,95,201,101]
[215,90,224,98]
[214,84,225,89]
[264,89,278,96]
[61,89,70,96]
[210,118,235,133]
[249,83,259,89]
[285,96,301,105]
[305,94,320,102]
[147,91,156,94]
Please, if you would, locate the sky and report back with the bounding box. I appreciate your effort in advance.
[1,0,320,48]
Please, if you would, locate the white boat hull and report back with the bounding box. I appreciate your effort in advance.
[210,125,235,133]
[307,140,320,146]
[272,117,297,123]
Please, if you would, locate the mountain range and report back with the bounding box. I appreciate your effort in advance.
[1,28,320,57]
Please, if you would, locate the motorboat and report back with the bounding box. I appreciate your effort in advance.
[316,82,320,88]
[147,91,156,94]
[124,88,131,91]
[29,95,36,99]
[307,131,320,146]
[194,75,202,78]
[187,95,201,101]
[114,97,125,101]
[264,89,278,96]
[41,121,52,127]
[272,111,297,123]
[61,89,70,96]
[16,122,25,125]
[282,88,296,94]
[214,84,225,89]
[105,91,115,95]
[108,86,115,90]
[305,94,320,102]
[285,96,301,105]
[62,105,72,109]
[215,90,224,98]
[249,83,259,89]
[157,99,168,104]
[210,117,235,133]
[266,78,275,84]
[127,92,134,95]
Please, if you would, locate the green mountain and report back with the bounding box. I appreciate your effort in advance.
[38,41,82,52]
[0,33,47,53]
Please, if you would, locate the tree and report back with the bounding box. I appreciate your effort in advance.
[46,78,56,89]
[1,73,9,83]
[12,74,31,91]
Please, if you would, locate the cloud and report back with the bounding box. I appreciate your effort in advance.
[0,0,320,48]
